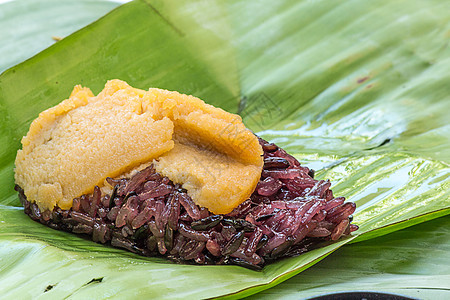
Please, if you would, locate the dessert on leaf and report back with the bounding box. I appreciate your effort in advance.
[15,80,357,269]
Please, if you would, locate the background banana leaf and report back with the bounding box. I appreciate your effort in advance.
[0,0,449,299]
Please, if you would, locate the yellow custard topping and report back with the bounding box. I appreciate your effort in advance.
[14,80,263,214]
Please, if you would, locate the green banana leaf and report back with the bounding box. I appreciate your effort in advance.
[249,215,450,299]
[0,0,449,299]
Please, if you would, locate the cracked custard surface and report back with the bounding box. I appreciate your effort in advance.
[15,80,263,214]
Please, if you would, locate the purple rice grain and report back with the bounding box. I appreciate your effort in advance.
[262,142,278,153]
[191,215,223,231]
[222,231,245,256]
[263,157,290,169]
[178,223,211,242]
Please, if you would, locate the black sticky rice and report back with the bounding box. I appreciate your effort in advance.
[15,137,358,270]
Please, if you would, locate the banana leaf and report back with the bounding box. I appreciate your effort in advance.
[0,0,449,299]
[248,215,450,299]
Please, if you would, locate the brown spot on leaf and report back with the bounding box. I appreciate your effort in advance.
[357,76,369,84]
